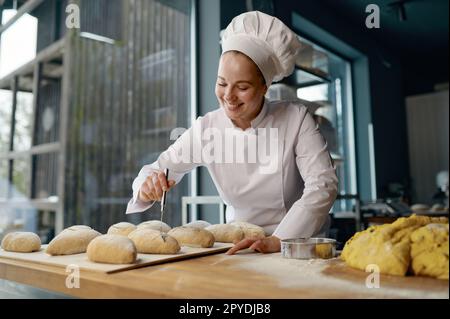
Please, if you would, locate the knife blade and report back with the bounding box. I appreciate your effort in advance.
[160,168,169,235]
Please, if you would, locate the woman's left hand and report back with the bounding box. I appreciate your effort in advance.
[226,235,281,255]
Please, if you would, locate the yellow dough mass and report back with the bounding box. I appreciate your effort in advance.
[410,223,449,280]
[341,214,448,279]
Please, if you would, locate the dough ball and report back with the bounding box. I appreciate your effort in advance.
[137,220,171,233]
[62,225,92,232]
[205,224,244,243]
[1,232,41,253]
[128,228,180,254]
[184,220,212,229]
[87,234,137,264]
[107,222,136,236]
[410,223,449,280]
[168,226,215,248]
[230,221,266,240]
[46,227,101,255]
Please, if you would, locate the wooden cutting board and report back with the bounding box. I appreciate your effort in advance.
[0,242,233,274]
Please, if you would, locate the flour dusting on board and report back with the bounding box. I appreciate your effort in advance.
[232,252,449,299]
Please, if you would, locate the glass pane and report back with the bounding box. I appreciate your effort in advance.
[32,0,69,52]
[0,10,37,78]
[13,91,34,151]
[12,157,30,198]
[297,83,328,101]
[0,160,8,198]
[267,34,357,214]
[35,80,61,145]
[296,46,355,200]
[37,210,56,244]
[296,38,329,75]
[33,153,58,199]
[0,89,12,153]
[0,206,41,245]
[64,0,192,232]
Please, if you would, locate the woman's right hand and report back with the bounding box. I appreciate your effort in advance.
[138,171,176,202]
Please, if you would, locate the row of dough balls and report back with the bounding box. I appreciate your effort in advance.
[99,220,266,264]
[107,220,266,243]
[0,225,101,255]
[96,220,266,263]
[53,222,216,264]
[1,220,266,265]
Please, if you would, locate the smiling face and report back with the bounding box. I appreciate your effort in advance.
[215,51,268,129]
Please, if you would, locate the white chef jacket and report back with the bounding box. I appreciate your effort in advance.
[126,99,338,240]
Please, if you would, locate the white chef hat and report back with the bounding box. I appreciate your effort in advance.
[221,11,301,85]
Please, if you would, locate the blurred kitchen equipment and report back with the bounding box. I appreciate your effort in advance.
[266,83,322,114]
[435,171,449,207]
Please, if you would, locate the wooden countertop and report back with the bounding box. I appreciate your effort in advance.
[0,250,448,298]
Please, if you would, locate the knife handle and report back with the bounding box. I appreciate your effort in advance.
[161,168,169,210]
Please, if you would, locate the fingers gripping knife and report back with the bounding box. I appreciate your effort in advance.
[160,168,169,238]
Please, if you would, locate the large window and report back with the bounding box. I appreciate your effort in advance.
[268,35,357,212]
[64,0,193,232]
[0,0,194,240]
[295,38,357,208]
[0,90,12,154]
[0,9,37,78]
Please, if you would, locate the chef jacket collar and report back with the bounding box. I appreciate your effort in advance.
[250,98,268,128]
